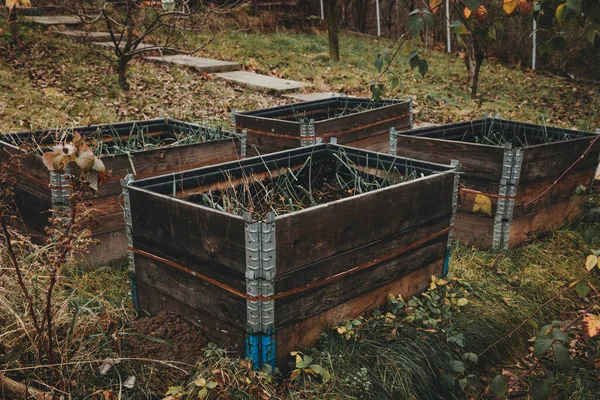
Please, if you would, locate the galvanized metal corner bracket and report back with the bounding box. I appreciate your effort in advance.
[121,173,138,312]
[240,130,248,158]
[50,170,72,208]
[230,108,237,130]
[444,160,461,276]
[408,96,414,128]
[389,127,398,156]
[492,147,523,250]
[300,119,317,147]
[244,212,277,368]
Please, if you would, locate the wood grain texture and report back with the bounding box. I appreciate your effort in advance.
[275,217,449,293]
[394,135,505,182]
[275,259,444,366]
[274,235,447,328]
[520,138,600,181]
[129,188,246,273]
[236,115,301,137]
[136,281,245,352]
[99,138,243,197]
[453,212,495,249]
[508,197,586,247]
[314,103,410,138]
[274,172,454,274]
[513,167,594,218]
[132,234,246,293]
[82,229,127,266]
[135,254,247,329]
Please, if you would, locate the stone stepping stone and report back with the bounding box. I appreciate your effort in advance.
[22,15,81,25]
[91,41,155,52]
[215,71,311,93]
[56,30,115,42]
[143,55,240,73]
[283,92,356,101]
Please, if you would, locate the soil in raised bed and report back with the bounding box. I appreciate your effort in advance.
[6,124,228,158]
[437,120,587,147]
[192,155,419,219]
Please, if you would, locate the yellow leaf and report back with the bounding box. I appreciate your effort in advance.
[19,0,31,7]
[472,194,492,216]
[6,0,18,9]
[585,255,598,271]
[583,314,600,338]
[336,326,347,334]
[194,377,206,387]
[430,0,442,14]
[463,7,472,19]
[503,0,517,15]
[457,298,468,307]
[555,3,566,25]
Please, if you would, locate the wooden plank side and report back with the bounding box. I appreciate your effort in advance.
[394,135,505,182]
[275,172,454,274]
[275,259,443,366]
[129,188,246,274]
[274,234,447,329]
[0,143,51,185]
[324,116,411,146]
[135,254,247,329]
[453,212,495,249]
[12,187,52,233]
[508,196,586,247]
[513,167,594,219]
[457,178,502,218]
[275,216,450,293]
[136,281,245,352]
[14,173,51,200]
[313,102,411,137]
[91,211,125,236]
[132,234,246,293]
[343,134,390,153]
[235,115,301,137]
[82,229,127,266]
[99,138,243,197]
[245,130,300,153]
[520,138,600,181]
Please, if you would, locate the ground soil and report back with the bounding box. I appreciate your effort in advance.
[122,311,207,367]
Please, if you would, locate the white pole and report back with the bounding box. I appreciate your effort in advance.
[532,18,537,70]
[320,0,324,20]
[376,0,381,37]
[445,0,451,52]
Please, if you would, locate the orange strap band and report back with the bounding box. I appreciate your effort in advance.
[129,225,450,301]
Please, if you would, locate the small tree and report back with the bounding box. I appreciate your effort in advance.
[2,0,31,46]
[375,0,600,99]
[67,0,226,90]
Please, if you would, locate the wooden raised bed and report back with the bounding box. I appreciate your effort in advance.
[232,97,412,155]
[1,118,245,265]
[123,144,460,367]
[392,117,600,249]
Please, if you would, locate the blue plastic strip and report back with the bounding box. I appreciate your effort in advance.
[443,251,451,277]
[261,329,276,368]
[128,271,139,313]
[246,330,260,367]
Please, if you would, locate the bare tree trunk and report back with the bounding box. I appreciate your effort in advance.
[464,34,484,98]
[117,56,131,90]
[326,0,339,61]
[117,12,134,90]
[9,8,18,48]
